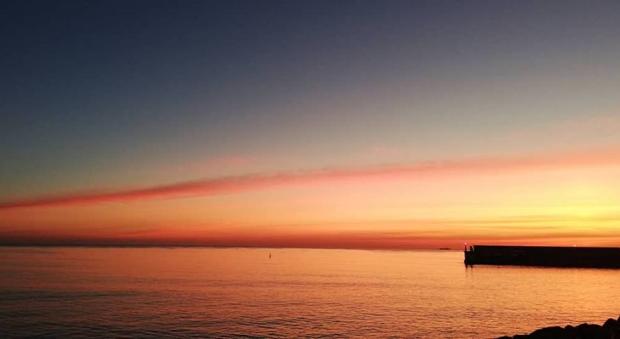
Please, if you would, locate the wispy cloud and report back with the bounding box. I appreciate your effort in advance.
[1,147,619,210]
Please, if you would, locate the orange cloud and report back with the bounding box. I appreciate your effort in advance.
[1,147,619,210]
[2,212,619,249]
[2,227,619,249]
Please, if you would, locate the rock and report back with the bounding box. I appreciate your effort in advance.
[576,323,608,339]
[577,324,611,339]
[603,318,619,330]
[528,326,566,338]
[499,315,620,338]
[562,325,577,339]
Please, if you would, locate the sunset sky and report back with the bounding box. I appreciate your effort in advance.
[2,1,620,249]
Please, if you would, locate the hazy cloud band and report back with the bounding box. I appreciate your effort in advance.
[1,147,619,210]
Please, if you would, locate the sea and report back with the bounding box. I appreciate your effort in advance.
[1,247,619,338]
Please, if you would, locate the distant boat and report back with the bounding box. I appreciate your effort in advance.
[465,245,620,268]
[268,252,271,259]
[439,247,451,250]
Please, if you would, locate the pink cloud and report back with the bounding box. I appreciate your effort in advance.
[1,146,619,210]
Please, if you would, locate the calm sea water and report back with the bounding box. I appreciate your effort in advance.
[1,247,619,338]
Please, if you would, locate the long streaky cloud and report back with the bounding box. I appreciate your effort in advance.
[1,147,619,210]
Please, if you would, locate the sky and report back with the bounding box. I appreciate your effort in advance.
[1,0,620,249]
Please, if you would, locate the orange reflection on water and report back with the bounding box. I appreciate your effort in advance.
[1,247,619,337]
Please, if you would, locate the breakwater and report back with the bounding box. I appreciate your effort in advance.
[465,245,620,268]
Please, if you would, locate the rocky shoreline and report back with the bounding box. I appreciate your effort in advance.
[499,315,620,338]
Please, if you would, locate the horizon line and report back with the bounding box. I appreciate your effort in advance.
[0,243,460,251]
[2,243,620,250]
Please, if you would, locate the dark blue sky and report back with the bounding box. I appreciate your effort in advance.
[2,0,620,198]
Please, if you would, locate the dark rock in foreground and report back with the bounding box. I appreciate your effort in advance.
[499,315,620,338]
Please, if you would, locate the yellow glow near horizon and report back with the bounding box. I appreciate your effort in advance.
[1,158,619,248]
